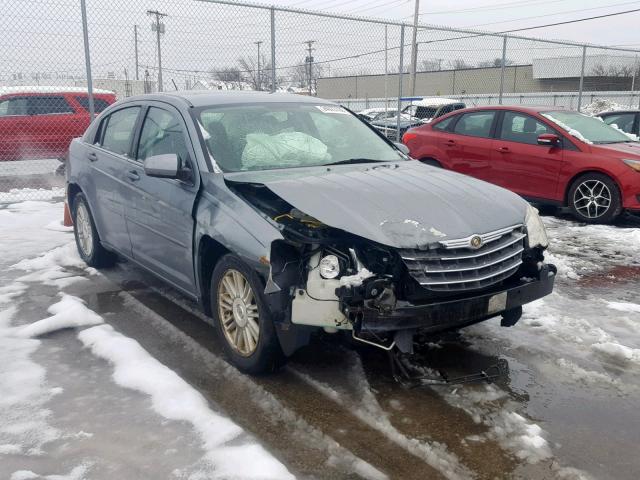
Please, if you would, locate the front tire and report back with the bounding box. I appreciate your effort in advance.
[211,254,285,374]
[72,193,116,268]
[568,173,622,224]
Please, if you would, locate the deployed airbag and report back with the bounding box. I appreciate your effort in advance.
[241,132,331,170]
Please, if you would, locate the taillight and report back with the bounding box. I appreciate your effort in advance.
[402,131,418,144]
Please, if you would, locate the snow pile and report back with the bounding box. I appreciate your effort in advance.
[0,188,65,203]
[12,243,86,287]
[15,295,103,338]
[444,385,551,464]
[0,305,62,456]
[581,99,627,116]
[78,323,294,480]
[606,301,640,313]
[0,202,71,266]
[591,342,640,368]
[10,464,91,480]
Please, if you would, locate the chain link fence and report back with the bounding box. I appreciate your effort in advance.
[3,0,640,201]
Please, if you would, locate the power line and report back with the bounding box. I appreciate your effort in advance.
[465,0,640,29]
[491,6,640,33]
[416,0,568,16]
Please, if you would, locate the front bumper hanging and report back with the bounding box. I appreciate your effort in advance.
[358,264,557,334]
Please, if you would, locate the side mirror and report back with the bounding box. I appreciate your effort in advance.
[394,142,410,155]
[144,153,180,178]
[537,133,560,147]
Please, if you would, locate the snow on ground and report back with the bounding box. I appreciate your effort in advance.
[0,201,294,480]
[291,354,474,480]
[0,188,65,203]
[78,323,294,480]
[0,160,59,178]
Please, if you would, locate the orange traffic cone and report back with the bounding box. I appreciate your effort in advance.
[63,202,73,227]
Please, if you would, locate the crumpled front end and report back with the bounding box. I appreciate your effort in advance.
[228,179,556,354]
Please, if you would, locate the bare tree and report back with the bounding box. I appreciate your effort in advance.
[449,59,470,70]
[238,54,273,90]
[478,58,514,68]
[590,63,638,77]
[210,67,243,83]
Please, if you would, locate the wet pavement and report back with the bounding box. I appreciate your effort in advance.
[2,202,640,479]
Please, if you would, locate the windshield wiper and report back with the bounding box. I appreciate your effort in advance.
[324,158,386,166]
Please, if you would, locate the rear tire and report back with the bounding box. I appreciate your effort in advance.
[72,193,117,268]
[211,254,285,374]
[567,173,622,224]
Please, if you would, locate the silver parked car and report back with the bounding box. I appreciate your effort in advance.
[67,91,556,373]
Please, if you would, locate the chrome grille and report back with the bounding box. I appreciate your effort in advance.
[401,225,526,292]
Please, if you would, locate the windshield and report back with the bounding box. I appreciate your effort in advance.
[541,111,633,144]
[196,103,404,172]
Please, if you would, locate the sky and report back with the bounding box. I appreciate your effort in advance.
[266,0,640,47]
[3,0,640,87]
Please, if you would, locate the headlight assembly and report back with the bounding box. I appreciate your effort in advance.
[525,204,549,249]
[319,254,341,279]
[622,159,640,172]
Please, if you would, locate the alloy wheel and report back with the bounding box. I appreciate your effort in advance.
[75,203,94,258]
[573,179,611,219]
[217,269,260,356]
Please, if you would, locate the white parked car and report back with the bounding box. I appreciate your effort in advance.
[402,97,466,123]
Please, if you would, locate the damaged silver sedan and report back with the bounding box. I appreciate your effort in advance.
[67,91,556,374]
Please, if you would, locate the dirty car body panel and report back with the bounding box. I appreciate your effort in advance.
[67,91,556,368]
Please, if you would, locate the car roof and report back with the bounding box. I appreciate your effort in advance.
[444,105,567,114]
[0,85,114,96]
[596,109,640,115]
[123,90,336,108]
[410,97,463,106]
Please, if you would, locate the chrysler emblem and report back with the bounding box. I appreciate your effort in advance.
[469,235,483,249]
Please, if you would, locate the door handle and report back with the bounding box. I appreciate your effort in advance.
[87,152,98,162]
[127,170,140,182]
[445,140,456,146]
[497,146,510,153]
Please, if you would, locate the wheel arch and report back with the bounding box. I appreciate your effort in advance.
[563,169,621,206]
[196,234,231,316]
[67,182,82,207]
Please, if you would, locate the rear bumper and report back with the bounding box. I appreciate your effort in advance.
[359,264,556,333]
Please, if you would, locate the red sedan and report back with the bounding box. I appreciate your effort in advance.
[0,87,116,162]
[402,105,640,223]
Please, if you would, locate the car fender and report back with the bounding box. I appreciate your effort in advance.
[193,173,284,299]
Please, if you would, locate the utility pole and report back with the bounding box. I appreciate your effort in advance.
[134,25,139,81]
[147,9,167,92]
[409,0,420,96]
[304,40,315,96]
[254,40,263,91]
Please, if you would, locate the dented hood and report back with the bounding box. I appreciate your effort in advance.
[225,161,528,249]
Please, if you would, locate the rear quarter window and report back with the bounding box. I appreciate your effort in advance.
[432,115,456,131]
[75,96,111,113]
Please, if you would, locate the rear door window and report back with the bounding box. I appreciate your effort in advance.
[100,107,141,156]
[27,96,73,115]
[499,112,554,145]
[453,111,496,138]
[601,112,636,134]
[75,96,110,113]
[0,97,28,116]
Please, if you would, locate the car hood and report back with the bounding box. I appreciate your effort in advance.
[591,141,640,157]
[225,162,528,249]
